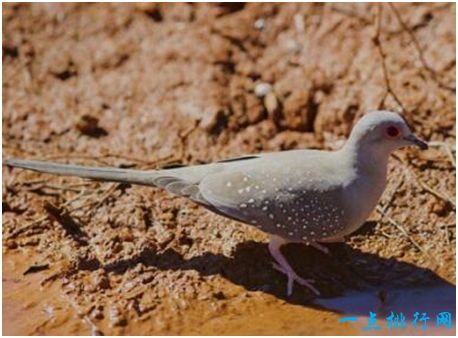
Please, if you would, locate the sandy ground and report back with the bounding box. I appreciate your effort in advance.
[2,3,456,335]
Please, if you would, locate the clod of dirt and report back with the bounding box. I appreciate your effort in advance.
[135,3,163,22]
[282,89,316,131]
[75,114,108,138]
[217,3,246,16]
[47,53,78,81]
[3,43,19,58]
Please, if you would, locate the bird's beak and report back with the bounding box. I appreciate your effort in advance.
[403,134,428,150]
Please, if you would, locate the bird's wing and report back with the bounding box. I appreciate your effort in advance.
[197,150,325,209]
[196,150,347,227]
[196,157,301,224]
[153,154,264,206]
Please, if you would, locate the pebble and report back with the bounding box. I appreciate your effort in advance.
[254,18,265,30]
[294,14,305,32]
[255,82,272,98]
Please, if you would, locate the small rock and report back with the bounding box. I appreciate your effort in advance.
[254,83,272,98]
[294,14,305,33]
[430,200,452,217]
[5,240,17,249]
[254,18,265,30]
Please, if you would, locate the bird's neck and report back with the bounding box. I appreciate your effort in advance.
[340,140,390,177]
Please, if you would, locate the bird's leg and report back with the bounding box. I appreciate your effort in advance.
[268,235,320,296]
[309,241,330,254]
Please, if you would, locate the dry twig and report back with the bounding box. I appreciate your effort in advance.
[378,169,405,214]
[6,182,120,240]
[376,206,439,267]
[6,189,89,238]
[330,4,372,25]
[373,4,407,112]
[438,223,451,247]
[388,3,455,92]
[392,153,456,207]
[428,141,456,167]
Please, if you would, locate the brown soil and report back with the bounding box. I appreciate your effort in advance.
[2,3,455,335]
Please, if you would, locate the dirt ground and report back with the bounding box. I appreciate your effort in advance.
[2,3,456,335]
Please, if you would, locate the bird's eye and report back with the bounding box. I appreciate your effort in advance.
[386,126,400,138]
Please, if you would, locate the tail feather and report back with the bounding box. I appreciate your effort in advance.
[4,158,219,206]
[4,158,158,186]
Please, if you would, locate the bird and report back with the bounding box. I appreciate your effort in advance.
[4,110,428,296]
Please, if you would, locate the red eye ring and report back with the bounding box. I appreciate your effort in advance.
[386,126,400,138]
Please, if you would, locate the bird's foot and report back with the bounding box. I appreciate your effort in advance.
[272,262,320,296]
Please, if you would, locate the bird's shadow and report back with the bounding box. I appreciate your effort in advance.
[101,226,454,313]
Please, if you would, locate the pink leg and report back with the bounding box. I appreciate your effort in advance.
[310,241,330,254]
[268,235,320,296]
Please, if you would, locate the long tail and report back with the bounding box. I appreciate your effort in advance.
[4,158,158,186]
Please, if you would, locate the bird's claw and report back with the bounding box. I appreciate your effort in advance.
[272,262,320,296]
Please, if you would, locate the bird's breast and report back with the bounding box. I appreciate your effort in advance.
[338,170,387,237]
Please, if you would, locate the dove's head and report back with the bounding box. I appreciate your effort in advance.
[346,111,428,154]
[343,111,428,171]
